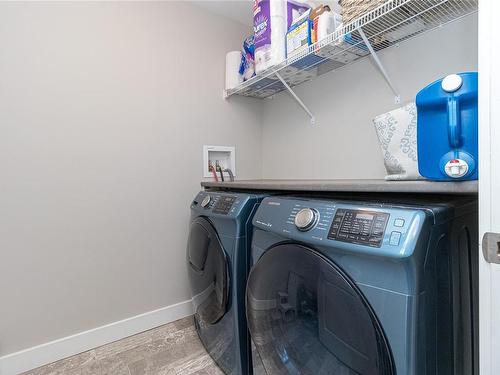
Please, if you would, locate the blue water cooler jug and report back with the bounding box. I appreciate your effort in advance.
[416,72,478,181]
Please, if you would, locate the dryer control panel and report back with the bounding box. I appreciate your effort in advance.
[327,209,390,247]
[252,197,428,258]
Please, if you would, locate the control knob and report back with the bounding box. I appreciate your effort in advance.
[201,195,211,208]
[294,208,319,231]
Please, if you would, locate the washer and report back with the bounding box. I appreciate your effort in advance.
[247,196,478,375]
[187,191,266,375]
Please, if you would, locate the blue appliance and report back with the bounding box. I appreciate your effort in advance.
[187,191,266,375]
[247,196,478,375]
[416,72,478,180]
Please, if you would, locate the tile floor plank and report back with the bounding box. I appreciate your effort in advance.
[21,316,224,375]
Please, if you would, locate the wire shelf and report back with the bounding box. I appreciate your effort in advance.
[227,0,477,99]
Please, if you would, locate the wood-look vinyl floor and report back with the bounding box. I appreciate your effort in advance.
[21,316,224,375]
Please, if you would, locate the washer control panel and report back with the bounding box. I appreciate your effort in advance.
[327,209,389,248]
[192,191,261,219]
[212,195,237,215]
[200,195,211,208]
[198,194,219,210]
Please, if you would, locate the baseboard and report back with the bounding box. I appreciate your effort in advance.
[0,299,193,375]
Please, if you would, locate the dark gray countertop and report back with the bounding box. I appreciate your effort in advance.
[201,179,478,194]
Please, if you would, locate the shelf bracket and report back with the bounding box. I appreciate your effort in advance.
[357,27,400,104]
[275,72,316,125]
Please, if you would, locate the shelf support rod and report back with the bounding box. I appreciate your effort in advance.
[357,27,400,104]
[275,72,316,125]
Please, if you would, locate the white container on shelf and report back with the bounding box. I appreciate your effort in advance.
[225,51,243,90]
[316,9,342,41]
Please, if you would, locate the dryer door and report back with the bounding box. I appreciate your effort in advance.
[187,217,229,325]
[247,244,395,375]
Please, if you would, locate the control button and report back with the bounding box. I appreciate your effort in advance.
[294,208,319,231]
[201,195,211,208]
[389,231,402,246]
[394,219,405,227]
[349,228,360,235]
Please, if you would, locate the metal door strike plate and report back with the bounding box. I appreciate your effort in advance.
[482,232,500,264]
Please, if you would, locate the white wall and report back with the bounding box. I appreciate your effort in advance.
[261,15,478,179]
[0,1,260,357]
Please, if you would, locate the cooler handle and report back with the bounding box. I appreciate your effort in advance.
[447,96,462,148]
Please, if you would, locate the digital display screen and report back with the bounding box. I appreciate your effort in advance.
[327,209,390,248]
[213,196,236,215]
[356,213,375,220]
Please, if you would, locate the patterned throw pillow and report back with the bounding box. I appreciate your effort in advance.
[373,103,423,180]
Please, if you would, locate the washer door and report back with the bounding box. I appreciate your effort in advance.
[247,244,395,375]
[187,217,229,325]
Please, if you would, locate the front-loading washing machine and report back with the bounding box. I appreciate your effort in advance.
[247,195,478,375]
[187,190,267,375]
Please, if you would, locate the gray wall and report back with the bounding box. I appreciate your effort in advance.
[0,1,478,358]
[0,2,260,355]
[261,15,478,179]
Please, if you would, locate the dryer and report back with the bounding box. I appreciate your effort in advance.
[247,196,478,375]
[187,191,266,375]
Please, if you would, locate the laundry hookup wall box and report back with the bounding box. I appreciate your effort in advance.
[203,145,236,178]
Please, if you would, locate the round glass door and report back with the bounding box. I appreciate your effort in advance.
[187,217,229,325]
[246,244,394,375]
